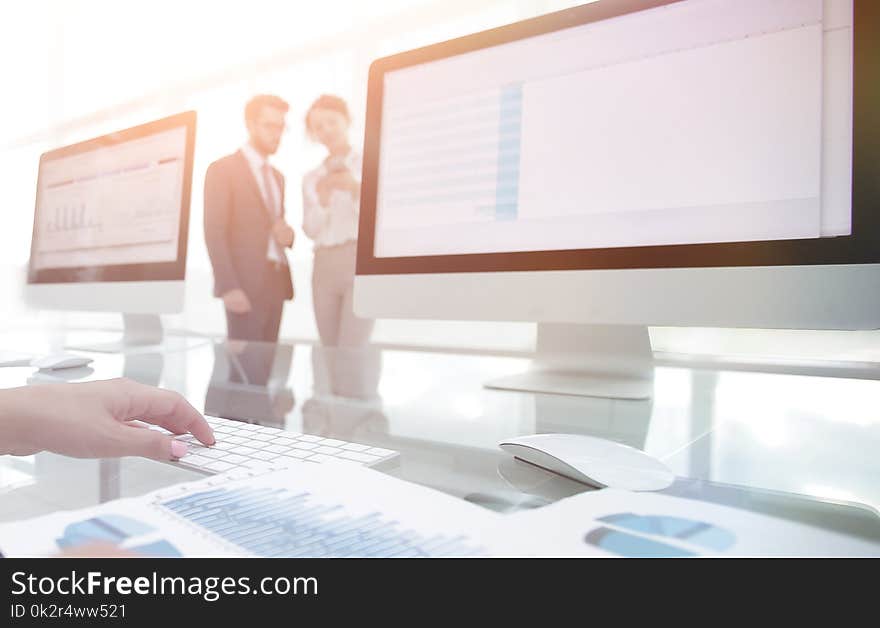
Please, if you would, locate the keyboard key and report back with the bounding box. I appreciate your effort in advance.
[367,447,396,457]
[319,438,347,447]
[328,457,360,465]
[212,441,239,451]
[205,461,235,472]
[250,433,277,442]
[183,454,213,466]
[264,445,289,454]
[341,443,371,452]
[307,454,337,464]
[298,435,323,443]
[199,448,231,460]
[291,442,319,451]
[280,450,312,460]
[314,445,343,455]
[338,451,379,463]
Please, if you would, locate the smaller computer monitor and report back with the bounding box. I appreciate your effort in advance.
[26,111,197,351]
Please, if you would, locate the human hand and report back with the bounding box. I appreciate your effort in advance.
[222,288,252,314]
[0,378,214,461]
[316,177,334,207]
[272,219,295,248]
[316,171,358,206]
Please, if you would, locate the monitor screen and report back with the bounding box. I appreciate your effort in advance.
[28,111,196,283]
[360,0,878,274]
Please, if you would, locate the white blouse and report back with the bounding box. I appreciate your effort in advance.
[302,149,362,248]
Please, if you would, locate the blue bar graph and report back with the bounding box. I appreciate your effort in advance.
[495,84,522,221]
[380,84,524,223]
[161,487,487,558]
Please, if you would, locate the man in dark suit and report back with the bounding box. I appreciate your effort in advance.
[204,95,296,341]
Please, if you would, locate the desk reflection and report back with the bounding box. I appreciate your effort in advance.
[204,341,295,427]
[304,346,389,440]
[123,352,164,386]
[534,394,653,450]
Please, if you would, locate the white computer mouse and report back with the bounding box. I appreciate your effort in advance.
[498,433,675,491]
[30,353,93,370]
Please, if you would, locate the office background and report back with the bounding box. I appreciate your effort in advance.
[1,0,879,360]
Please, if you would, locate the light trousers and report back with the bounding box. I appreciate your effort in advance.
[312,241,375,347]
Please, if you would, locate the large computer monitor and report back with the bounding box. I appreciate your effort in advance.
[355,0,880,399]
[26,111,197,351]
[355,0,880,398]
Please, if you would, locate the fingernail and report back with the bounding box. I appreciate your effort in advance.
[171,440,188,459]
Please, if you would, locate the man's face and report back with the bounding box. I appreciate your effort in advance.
[247,106,286,156]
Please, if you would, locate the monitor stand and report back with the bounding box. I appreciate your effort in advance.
[484,323,654,400]
[66,314,165,353]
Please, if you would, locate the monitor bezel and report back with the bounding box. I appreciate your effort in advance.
[357,0,880,275]
[27,110,197,284]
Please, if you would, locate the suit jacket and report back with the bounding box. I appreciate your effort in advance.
[204,150,294,302]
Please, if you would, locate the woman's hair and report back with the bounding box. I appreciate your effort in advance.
[304,94,351,134]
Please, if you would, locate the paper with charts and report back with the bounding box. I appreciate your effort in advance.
[0,462,876,557]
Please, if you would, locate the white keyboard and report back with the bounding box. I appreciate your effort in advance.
[167,414,399,474]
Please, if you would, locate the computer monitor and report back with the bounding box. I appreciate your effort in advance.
[26,111,197,352]
[355,0,880,399]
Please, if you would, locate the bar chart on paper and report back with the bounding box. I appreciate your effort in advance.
[161,486,488,557]
[0,464,502,557]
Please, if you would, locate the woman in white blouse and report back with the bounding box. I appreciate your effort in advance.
[302,95,374,347]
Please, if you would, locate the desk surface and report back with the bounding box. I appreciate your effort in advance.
[1,328,878,550]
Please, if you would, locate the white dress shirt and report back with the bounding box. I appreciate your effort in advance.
[302,149,362,248]
[240,143,286,265]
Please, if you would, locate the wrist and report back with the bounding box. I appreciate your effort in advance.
[0,387,37,455]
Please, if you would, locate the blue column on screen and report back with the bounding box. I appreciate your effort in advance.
[495,84,522,221]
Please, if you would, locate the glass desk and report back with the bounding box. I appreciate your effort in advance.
[1,328,878,551]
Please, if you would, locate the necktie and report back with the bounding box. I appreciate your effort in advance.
[262,163,278,217]
[261,163,287,266]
